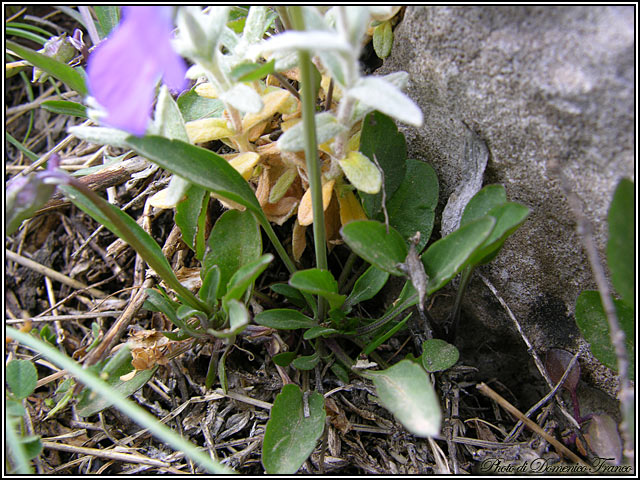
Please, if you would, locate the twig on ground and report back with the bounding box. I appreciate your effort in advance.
[477,382,588,467]
[479,273,580,430]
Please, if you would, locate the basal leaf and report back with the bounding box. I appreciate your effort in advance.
[358,111,407,218]
[344,265,390,313]
[386,159,438,251]
[468,202,530,266]
[222,254,273,309]
[175,184,208,260]
[7,40,87,95]
[341,220,408,276]
[460,184,507,226]
[422,216,495,294]
[209,299,249,338]
[6,359,38,400]
[289,269,346,310]
[575,290,634,380]
[607,178,635,308]
[421,339,460,373]
[203,209,262,298]
[254,309,317,330]
[363,360,441,438]
[262,384,326,474]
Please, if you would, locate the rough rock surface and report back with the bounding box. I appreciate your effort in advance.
[378,6,634,397]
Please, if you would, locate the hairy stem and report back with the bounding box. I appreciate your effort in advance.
[289,6,328,320]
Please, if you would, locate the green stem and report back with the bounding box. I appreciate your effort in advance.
[289,6,328,321]
[448,265,474,341]
[66,179,214,316]
[7,327,234,474]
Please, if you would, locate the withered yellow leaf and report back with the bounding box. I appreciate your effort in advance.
[298,179,335,226]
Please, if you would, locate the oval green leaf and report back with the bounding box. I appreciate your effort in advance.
[421,339,460,372]
[262,384,326,474]
[222,254,273,309]
[358,111,407,218]
[575,290,634,380]
[386,159,438,251]
[254,308,316,330]
[460,184,507,226]
[204,209,262,298]
[341,220,408,276]
[344,265,389,312]
[421,216,495,294]
[363,360,441,438]
[468,202,530,266]
[607,178,634,308]
[6,359,38,400]
[289,269,346,310]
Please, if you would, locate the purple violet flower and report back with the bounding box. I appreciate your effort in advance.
[86,6,187,136]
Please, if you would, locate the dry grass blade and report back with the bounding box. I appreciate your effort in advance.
[41,441,171,467]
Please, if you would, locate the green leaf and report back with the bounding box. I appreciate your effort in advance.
[372,20,393,59]
[94,6,120,39]
[344,265,389,313]
[607,178,635,308]
[422,216,496,294]
[421,339,460,372]
[289,269,346,310]
[145,288,199,337]
[199,264,221,305]
[303,326,339,340]
[575,291,634,380]
[76,346,158,417]
[6,40,87,95]
[363,360,441,438]
[460,184,507,226]
[358,111,407,218]
[6,359,38,400]
[123,136,262,214]
[40,100,88,117]
[177,89,225,122]
[231,59,276,82]
[204,209,262,298]
[468,202,530,266]
[341,220,408,276]
[262,384,326,474]
[269,283,307,309]
[222,254,273,309]
[273,351,297,367]
[175,185,208,260]
[209,299,249,338]
[386,159,438,251]
[254,309,316,329]
[291,352,321,370]
[362,313,411,356]
[19,435,43,460]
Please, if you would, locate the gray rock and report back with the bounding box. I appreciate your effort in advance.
[379,6,634,397]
